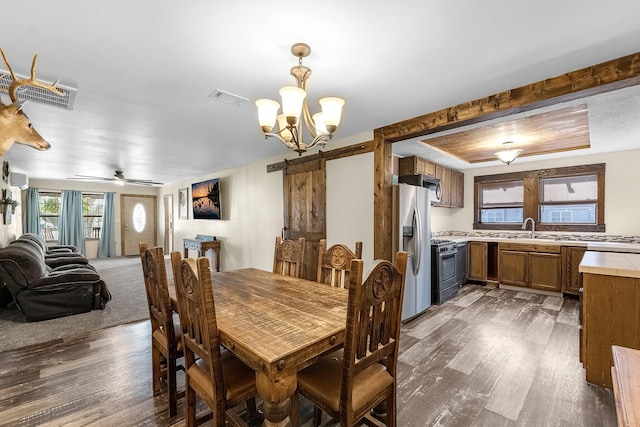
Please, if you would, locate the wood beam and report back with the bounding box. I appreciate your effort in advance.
[267,140,374,173]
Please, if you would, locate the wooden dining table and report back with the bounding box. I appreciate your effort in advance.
[170,267,348,426]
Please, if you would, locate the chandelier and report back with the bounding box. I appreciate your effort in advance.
[495,141,522,165]
[255,43,345,156]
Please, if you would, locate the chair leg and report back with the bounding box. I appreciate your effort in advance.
[313,406,323,427]
[246,396,257,413]
[290,392,299,427]
[186,382,197,427]
[167,354,178,417]
[151,343,162,392]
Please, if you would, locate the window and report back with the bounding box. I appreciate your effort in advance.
[37,191,104,240]
[479,180,524,224]
[474,163,605,232]
[38,192,61,241]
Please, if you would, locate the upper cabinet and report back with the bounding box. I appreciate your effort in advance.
[398,155,463,208]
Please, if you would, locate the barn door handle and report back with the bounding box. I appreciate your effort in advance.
[281,226,287,239]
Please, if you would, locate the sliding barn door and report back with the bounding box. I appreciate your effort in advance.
[283,158,326,281]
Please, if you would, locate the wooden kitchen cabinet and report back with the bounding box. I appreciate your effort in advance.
[450,169,464,208]
[498,242,562,291]
[434,164,451,207]
[562,246,587,295]
[397,155,464,208]
[468,241,487,282]
[398,155,436,177]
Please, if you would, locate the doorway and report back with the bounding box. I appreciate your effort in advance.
[163,194,174,254]
[121,194,157,256]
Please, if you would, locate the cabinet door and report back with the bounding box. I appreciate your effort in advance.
[434,165,451,207]
[468,241,487,281]
[499,250,528,287]
[529,252,562,291]
[564,246,587,294]
[450,169,464,208]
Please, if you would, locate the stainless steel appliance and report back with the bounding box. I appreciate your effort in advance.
[395,177,437,322]
[431,239,460,304]
[454,242,468,286]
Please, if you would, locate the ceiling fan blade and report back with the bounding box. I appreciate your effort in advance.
[68,175,114,182]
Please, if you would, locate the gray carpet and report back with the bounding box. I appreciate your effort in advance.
[0,256,154,353]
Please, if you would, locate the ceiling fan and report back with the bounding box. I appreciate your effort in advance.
[68,170,164,186]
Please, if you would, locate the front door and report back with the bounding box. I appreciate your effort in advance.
[283,158,326,281]
[121,194,157,256]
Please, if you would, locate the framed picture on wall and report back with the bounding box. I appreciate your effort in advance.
[178,187,188,219]
[191,178,221,220]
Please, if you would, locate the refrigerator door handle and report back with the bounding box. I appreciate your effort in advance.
[413,206,422,276]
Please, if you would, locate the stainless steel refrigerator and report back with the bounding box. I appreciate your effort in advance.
[395,179,434,322]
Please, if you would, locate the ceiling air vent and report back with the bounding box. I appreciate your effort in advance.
[0,70,77,110]
[208,89,249,107]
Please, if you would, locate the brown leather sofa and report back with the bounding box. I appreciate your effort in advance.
[0,236,111,321]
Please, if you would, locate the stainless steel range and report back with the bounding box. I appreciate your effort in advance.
[431,239,459,304]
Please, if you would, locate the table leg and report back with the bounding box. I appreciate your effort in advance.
[256,371,297,427]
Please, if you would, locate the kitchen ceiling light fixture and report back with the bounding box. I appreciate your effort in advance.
[255,43,345,156]
[495,141,522,165]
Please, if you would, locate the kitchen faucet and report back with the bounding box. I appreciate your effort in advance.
[522,217,536,238]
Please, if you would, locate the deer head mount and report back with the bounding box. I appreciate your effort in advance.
[0,48,63,156]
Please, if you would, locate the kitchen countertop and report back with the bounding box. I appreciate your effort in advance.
[436,235,640,254]
[579,251,640,279]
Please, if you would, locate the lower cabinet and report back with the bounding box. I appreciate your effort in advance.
[499,243,562,291]
[468,241,487,282]
[562,246,587,295]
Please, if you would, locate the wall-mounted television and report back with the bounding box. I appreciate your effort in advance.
[191,178,221,220]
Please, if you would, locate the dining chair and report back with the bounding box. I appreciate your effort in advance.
[138,243,184,417]
[295,251,408,426]
[273,236,305,278]
[316,239,363,288]
[170,251,258,427]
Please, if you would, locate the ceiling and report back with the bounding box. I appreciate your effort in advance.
[2,1,640,186]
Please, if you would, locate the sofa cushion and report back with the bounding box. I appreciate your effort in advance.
[0,242,48,285]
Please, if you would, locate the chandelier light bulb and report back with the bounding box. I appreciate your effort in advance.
[255,99,280,133]
[279,86,306,123]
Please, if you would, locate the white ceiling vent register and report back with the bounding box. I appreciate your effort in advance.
[208,89,248,107]
[0,70,77,110]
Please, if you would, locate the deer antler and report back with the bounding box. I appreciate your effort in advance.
[0,48,64,102]
[0,47,62,156]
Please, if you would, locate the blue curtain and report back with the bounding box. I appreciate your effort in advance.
[97,192,116,258]
[24,187,41,234]
[59,190,86,255]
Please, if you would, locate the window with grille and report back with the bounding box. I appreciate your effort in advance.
[474,163,605,232]
[37,191,104,240]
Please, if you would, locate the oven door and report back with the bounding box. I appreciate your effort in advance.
[439,249,458,291]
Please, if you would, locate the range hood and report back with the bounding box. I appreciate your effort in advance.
[398,174,440,188]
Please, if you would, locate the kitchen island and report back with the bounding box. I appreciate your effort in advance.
[580,251,640,389]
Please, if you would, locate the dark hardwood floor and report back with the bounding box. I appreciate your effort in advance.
[0,284,617,426]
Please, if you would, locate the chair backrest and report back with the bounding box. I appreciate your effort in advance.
[139,243,175,344]
[170,252,226,405]
[272,236,305,278]
[340,252,408,410]
[316,239,363,288]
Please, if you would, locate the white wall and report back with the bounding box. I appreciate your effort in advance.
[326,152,375,267]
[431,149,640,236]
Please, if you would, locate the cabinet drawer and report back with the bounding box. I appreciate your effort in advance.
[499,242,561,253]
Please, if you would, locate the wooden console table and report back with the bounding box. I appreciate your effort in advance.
[612,345,640,427]
[183,235,221,272]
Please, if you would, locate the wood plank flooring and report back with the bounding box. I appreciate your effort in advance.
[0,284,617,426]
